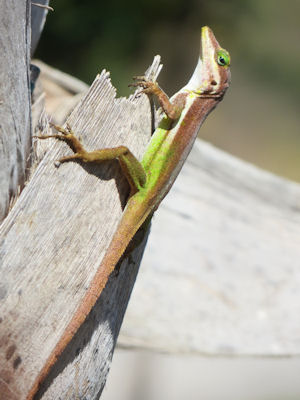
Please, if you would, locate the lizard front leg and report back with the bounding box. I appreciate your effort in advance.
[130,77,183,120]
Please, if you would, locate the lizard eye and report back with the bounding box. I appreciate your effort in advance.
[217,49,230,67]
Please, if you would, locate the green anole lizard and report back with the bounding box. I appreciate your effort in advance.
[27,26,230,399]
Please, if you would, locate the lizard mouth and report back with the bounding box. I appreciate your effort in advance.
[200,26,222,67]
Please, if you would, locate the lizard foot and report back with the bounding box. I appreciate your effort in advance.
[129,76,159,96]
[130,76,181,120]
[35,123,87,163]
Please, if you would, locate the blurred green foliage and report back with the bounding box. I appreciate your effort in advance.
[36,0,300,181]
[36,0,254,93]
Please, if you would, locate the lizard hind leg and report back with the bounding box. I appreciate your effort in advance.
[37,123,147,192]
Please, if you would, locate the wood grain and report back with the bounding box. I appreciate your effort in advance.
[0,58,162,399]
[0,0,31,221]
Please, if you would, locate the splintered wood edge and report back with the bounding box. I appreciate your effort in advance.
[0,56,162,400]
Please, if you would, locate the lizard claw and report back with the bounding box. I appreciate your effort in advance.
[132,75,147,81]
[34,123,74,141]
[129,76,159,96]
[49,122,73,136]
[35,123,86,162]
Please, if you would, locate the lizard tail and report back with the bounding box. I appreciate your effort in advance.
[26,198,152,399]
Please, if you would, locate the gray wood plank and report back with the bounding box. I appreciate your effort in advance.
[0,0,31,221]
[0,57,162,399]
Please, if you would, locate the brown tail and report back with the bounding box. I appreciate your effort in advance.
[26,199,152,399]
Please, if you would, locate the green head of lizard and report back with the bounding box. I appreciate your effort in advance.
[183,26,231,97]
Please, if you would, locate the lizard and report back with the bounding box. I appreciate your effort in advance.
[27,25,230,399]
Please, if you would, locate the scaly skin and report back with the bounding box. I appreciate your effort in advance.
[27,26,230,399]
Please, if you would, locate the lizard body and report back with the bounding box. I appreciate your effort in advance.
[27,26,230,399]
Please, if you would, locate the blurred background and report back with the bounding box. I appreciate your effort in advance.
[36,0,300,182]
[35,1,300,399]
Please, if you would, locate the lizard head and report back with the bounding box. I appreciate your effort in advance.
[184,26,231,98]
